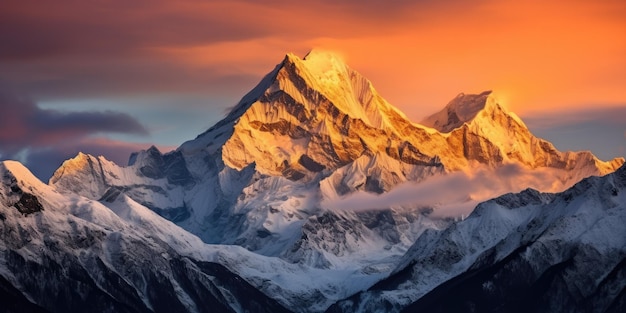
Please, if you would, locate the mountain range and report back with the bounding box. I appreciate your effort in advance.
[0,50,624,313]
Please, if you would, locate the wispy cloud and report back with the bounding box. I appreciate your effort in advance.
[1,0,624,118]
[322,163,569,218]
[0,88,153,180]
[0,88,147,154]
[523,106,626,129]
[523,106,626,160]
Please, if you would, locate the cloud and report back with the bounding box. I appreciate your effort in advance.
[0,0,460,60]
[0,88,147,155]
[523,106,626,161]
[523,106,626,129]
[3,0,623,116]
[0,88,153,181]
[322,163,570,218]
[0,0,403,63]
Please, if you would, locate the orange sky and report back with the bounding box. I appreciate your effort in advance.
[154,0,626,119]
[3,0,624,117]
[1,0,625,179]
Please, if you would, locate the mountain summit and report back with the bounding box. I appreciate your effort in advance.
[421,90,521,133]
[182,49,420,180]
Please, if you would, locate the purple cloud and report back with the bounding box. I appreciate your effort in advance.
[0,88,151,180]
[0,88,147,155]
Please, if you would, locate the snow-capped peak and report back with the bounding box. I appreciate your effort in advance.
[1,160,47,190]
[298,49,349,89]
[179,50,405,161]
[301,49,347,74]
[214,51,422,177]
[421,90,521,133]
[281,49,409,130]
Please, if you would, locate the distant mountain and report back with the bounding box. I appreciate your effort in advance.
[1,50,623,312]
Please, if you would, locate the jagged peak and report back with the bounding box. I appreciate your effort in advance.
[301,49,347,75]
[49,152,113,185]
[421,90,523,133]
[0,160,49,216]
[209,50,420,175]
[284,49,347,71]
[216,50,409,136]
[281,50,410,132]
[146,145,161,154]
[0,160,46,190]
[1,160,32,179]
[129,145,162,166]
[280,49,352,94]
[57,152,94,170]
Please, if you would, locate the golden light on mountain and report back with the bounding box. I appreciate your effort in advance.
[1,1,625,311]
